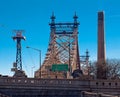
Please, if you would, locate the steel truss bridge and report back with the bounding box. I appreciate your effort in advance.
[0,14,119,97]
[35,13,81,79]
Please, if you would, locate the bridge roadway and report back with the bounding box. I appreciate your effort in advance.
[0,77,120,97]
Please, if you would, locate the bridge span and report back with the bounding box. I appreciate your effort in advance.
[0,77,120,97]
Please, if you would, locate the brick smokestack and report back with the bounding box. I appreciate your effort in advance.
[97,11,106,79]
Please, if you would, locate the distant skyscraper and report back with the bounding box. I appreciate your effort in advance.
[97,11,106,79]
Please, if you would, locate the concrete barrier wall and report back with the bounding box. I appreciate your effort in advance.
[90,80,120,96]
[0,77,120,96]
[0,77,90,90]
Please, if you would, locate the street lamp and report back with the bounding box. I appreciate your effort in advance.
[31,66,35,77]
[26,46,41,78]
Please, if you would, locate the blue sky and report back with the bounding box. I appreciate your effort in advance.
[0,0,120,77]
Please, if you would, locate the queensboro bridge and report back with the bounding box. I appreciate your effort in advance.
[35,13,81,79]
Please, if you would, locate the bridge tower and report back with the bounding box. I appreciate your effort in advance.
[35,13,81,79]
[80,50,90,75]
[11,30,27,77]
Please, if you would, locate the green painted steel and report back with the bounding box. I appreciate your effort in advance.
[52,64,68,71]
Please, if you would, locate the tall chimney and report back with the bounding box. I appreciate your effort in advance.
[97,11,106,79]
